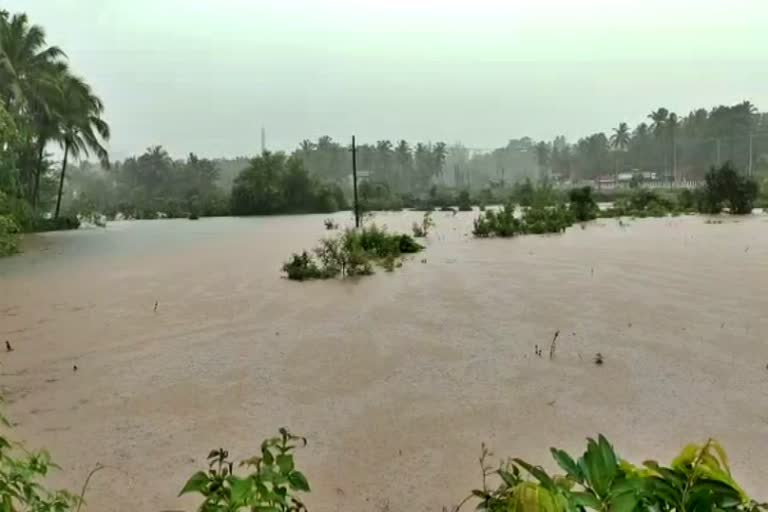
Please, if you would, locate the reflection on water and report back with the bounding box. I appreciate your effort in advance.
[1,212,768,511]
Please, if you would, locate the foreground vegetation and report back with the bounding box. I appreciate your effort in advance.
[282,225,423,281]
[4,402,765,512]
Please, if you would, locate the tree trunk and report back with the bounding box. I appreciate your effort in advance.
[55,141,70,219]
[31,139,45,210]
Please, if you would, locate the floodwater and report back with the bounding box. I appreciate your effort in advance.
[1,211,768,511]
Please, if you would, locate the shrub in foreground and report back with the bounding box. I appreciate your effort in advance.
[179,429,766,512]
[467,435,765,512]
[0,404,80,511]
[282,225,423,281]
[181,428,310,512]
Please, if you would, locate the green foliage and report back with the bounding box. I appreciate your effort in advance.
[283,225,422,281]
[468,435,766,512]
[472,203,572,238]
[602,188,681,218]
[473,204,522,237]
[0,401,80,511]
[677,189,696,211]
[28,215,80,232]
[457,189,472,211]
[699,162,759,215]
[522,205,572,234]
[181,428,310,512]
[412,211,435,238]
[0,214,20,256]
[231,152,347,216]
[568,186,599,222]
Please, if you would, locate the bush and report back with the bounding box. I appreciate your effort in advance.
[466,435,765,512]
[457,189,473,211]
[181,428,310,511]
[677,189,696,211]
[282,251,327,281]
[522,205,572,234]
[412,211,435,238]
[30,215,81,232]
[0,404,80,510]
[699,162,759,215]
[283,225,423,281]
[568,187,599,222]
[0,214,20,256]
[473,204,572,238]
[604,188,680,218]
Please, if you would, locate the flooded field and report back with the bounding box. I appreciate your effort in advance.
[1,211,768,511]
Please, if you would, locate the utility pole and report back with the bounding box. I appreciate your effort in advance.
[261,127,266,154]
[352,136,360,228]
[748,132,753,177]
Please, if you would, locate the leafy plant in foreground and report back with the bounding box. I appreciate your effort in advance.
[0,402,80,511]
[465,435,766,512]
[181,428,310,512]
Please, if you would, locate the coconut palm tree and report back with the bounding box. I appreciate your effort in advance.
[610,122,631,151]
[610,122,631,176]
[0,12,70,207]
[0,12,66,111]
[53,73,110,218]
[667,113,679,182]
[648,108,669,175]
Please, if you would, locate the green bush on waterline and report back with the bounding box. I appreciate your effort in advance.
[282,225,423,281]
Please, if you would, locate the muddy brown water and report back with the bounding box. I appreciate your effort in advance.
[1,211,768,511]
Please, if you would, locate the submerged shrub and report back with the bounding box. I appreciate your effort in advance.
[699,162,759,215]
[282,251,326,281]
[568,186,599,222]
[29,216,81,232]
[472,203,571,238]
[457,189,473,211]
[412,211,435,238]
[283,225,423,281]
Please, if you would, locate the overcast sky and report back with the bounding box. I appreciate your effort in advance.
[6,0,768,159]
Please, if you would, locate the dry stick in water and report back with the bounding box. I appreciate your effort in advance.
[549,330,559,360]
[76,464,105,512]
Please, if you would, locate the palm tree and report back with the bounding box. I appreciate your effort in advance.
[0,12,66,111]
[0,12,69,207]
[648,108,669,175]
[667,113,679,182]
[610,122,631,176]
[610,122,630,151]
[54,73,110,218]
